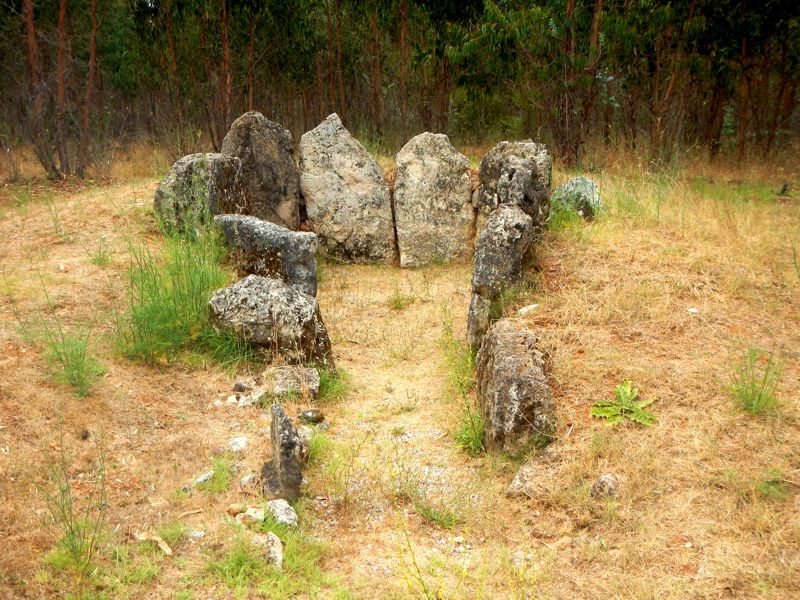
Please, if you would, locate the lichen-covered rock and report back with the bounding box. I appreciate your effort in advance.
[478,140,552,226]
[466,204,535,349]
[505,447,562,498]
[299,114,394,262]
[154,153,243,231]
[551,176,602,219]
[251,531,284,569]
[393,133,475,267]
[476,319,555,455]
[214,214,318,296]
[208,275,333,367]
[221,111,300,230]
[261,403,303,502]
[269,366,320,400]
[590,473,621,500]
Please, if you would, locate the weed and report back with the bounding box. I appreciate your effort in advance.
[754,469,789,501]
[197,456,231,494]
[318,368,350,402]
[307,429,332,465]
[41,429,107,574]
[207,537,272,590]
[46,195,70,242]
[591,380,657,426]
[89,237,111,267]
[157,522,189,548]
[414,502,463,530]
[114,227,253,366]
[387,289,416,310]
[38,282,105,397]
[728,346,782,415]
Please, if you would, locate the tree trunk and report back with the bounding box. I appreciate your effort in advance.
[324,2,336,113]
[247,18,255,112]
[335,0,346,123]
[315,52,325,119]
[369,4,382,131]
[164,0,185,152]
[398,0,409,128]
[76,0,98,177]
[23,0,61,179]
[199,12,220,150]
[56,0,70,176]
[219,0,232,133]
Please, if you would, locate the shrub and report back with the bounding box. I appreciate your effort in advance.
[728,346,782,415]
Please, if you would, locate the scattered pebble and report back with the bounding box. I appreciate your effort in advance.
[213,400,224,408]
[267,499,298,527]
[193,471,214,486]
[299,409,324,424]
[240,474,259,490]
[234,380,252,393]
[235,506,265,526]
[227,503,246,516]
[188,530,206,541]
[517,304,540,317]
[687,307,700,314]
[591,473,621,500]
[226,395,239,405]
[228,437,249,453]
[251,532,283,569]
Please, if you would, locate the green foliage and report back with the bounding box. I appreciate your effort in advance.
[114,227,253,366]
[414,502,464,531]
[207,538,272,590]
[307,429,332,465]
[754,469,789,501]
[42,431,107,574]
[387,289,416,311]
[591,380,657,426]
[318,368,350,403]
[89,237,111,268]
[728,347,782,415]
[157,522,189,549]
[197,456,231,494]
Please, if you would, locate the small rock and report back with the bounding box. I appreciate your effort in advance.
[228,437,249,453]
[188,530,206,541]
[251,532,283,569]
[239,388,269,407]
[266,499,298,527]
[234,380,252,393]
[271,366,321,401]
[213,399,224,408]
[227,503,246,516]
[687,307,700,315]
[517,304,539,317]
[239,473,259,490]
[590,473,621,500]
[193,471,214,486]
[235,506,265,526]
[299,409,324,424]
[226,395,239,405]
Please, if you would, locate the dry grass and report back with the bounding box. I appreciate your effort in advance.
[0,150,798,599]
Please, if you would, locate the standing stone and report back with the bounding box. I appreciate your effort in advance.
[476,319,555,455]
[154,153,243,231]
[393,132,475,267]
[466,204,535,349]
[214,214,318,296]
[221,111,300,230]
[299,114,394,262]
[261,403,303,502]
[551,176,602,219]
[477,140,552,228]
[208,275,333,367]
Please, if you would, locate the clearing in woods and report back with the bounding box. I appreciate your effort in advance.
[0,155,798,599]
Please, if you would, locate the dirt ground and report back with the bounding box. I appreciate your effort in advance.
[0,155,798,598]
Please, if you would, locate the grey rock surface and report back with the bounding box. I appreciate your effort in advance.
[299,408,324,424]
[266,499,298,527]
[261,403,303,502]
[476,319,555,455]
[214,214,318,296]
[271,366,321,400]
[590,473,621,500]
[251,532,284,569]
[466,204,535,349]
[505,448,562,498]
[551,176,602,219]
[478,140,552,225]
[208,275,333,367]
[299,114,394,262]
[154,153,243,231]
[393,132,475,267]
[221,111,300,230]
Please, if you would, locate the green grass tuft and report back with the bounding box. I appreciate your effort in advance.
[197,456,231,494]
[318,368,350,402]
[728,346,782,415]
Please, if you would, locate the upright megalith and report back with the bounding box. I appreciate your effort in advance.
[208,275,333,367]
[221,111,301,230]
[393,132,475,267]
[476,140,552,229]
[214,214,318,296]
[476,319,555,455]
[299,114,395,262]
[261,403,303,501]
[154,153,243,231]
[466,204,535,350]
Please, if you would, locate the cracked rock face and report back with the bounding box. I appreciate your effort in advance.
[260,403,303,502]
[221,111,301,230]
[208,275,333,367]
[466,204,535,349]
[551,176,602,219]
[477,140,551,228]
[476,319,555,455]
[299,114,395,262]
[154,153,244,231]
[214,214,318,296]
[393,132,475,267]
